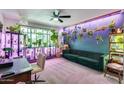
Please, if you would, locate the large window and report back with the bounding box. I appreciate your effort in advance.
[20,26,53,48]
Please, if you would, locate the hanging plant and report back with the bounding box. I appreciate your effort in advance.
[87,31,93,38]
[108,20,116,33]
[82,28,87,32]
[72,30,77,40]
[78,32,83,41]
[73,30,77,34]
[51,29,58,47]
[96,35,103,44]
[109,20,115,29]
[65,35,71,43]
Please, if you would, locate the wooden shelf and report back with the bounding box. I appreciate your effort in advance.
[110,53,124,57]
[110,42,124,43]
[110,51,124,53]
[109,33,124,36]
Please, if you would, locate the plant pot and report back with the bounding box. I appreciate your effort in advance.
[111,28,116,34]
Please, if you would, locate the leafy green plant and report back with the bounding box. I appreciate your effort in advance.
[96,35,103,44]
[117,37,123,42]
[7,24,20,32]
[109,20,115,29]
[3,48,13,52]
[37,39,42,47]
[87,31,93,38]
[96,35,103,41]
[43,42,47,47]
[32,42,37,46]
[78,33,83,41]
[66,35,71,43]
[50,29,58,46]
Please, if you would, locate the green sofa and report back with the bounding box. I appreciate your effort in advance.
[62,49,104,71]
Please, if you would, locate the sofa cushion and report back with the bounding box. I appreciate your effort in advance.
[77,56,99,63]
[63,54,99,63]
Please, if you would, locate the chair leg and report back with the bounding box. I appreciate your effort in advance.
[104,67,107,77]
[31,73,46,84]
[118,73,122,84]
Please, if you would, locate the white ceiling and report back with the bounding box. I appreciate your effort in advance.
[0,9,119,27]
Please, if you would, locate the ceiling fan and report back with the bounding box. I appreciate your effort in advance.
[50,10,71,23]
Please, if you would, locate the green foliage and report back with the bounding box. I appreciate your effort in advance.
[109,20,115,29]
[43,42,47,47]
[96,35,103,41]
[66,35,71,43]
[78,33,83,41]
[8,24,21,32]
[37,39,42,47]
[87,31,93,37]
[3,48,13,52]
[50,29,58,45]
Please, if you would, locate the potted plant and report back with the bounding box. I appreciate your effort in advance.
[87,31,93,38]
[66,35,71,43]
[51,29,58,47]
[7,24,20,32]
[72,30,77,40]
[78,32,83,41]
[82,28,87,32]
[3,48,13,58]
[109,20,116,33]
[0,21,3,32]
[96,35,103,44]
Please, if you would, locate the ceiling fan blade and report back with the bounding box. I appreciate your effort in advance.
[58,18,63,23]
[59,15,71,18]
[53,11,56,16]
[53,10,60,17]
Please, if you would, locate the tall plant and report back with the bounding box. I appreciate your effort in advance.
[50,29,58,47]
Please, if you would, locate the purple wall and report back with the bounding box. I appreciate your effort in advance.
[64,13,124,53]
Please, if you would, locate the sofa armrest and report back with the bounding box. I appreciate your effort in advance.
[98,55,104,71]
[99,54,109,71]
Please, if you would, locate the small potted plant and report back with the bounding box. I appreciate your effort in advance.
[3,48,13,58]
[87,31,93,38]
[109,20,116,34]
[78,32,83,41]
[82,28,87,32]
[96,35,103,44]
